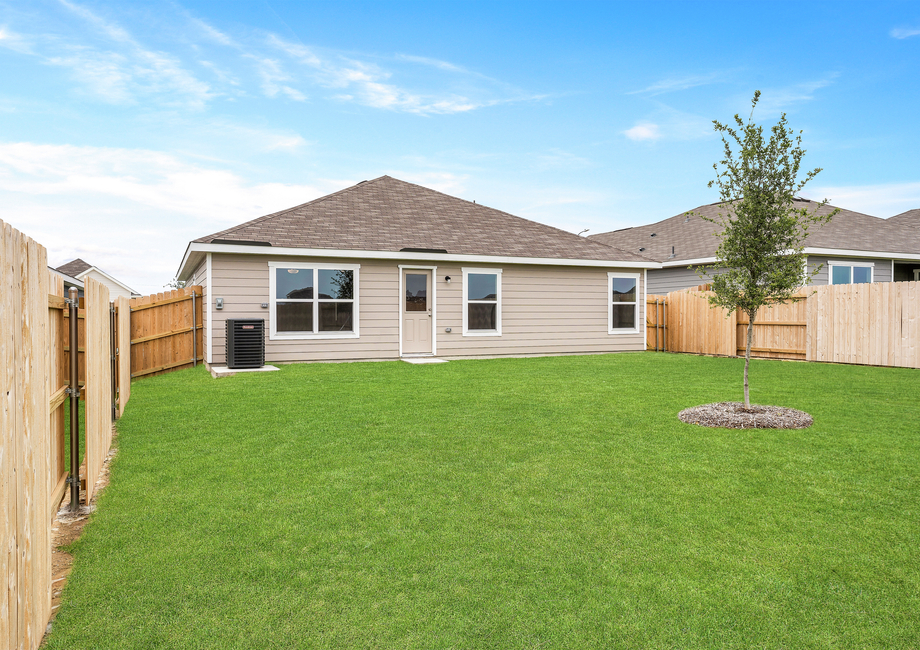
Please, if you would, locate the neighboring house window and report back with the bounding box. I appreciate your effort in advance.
[608,272,640,333]
[462,268,501,336]
[828,262,873,285]
[268,262,359,339]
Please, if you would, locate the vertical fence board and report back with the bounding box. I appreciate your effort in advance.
[84,278,112,504]
[1,220,52,650]
[128,287,203,379]
[116,297,131,417]
[658,281,919,369]
[48,274,67,518]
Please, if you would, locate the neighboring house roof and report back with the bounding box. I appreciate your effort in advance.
[54,258,140,296]
[590,199,920,265]
[179,175,654,278]
[55,258,92,277]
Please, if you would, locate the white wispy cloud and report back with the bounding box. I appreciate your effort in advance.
[396,54,468,73]
[623,123,662,141]
[628,72,729,96]
[27,0,217,108]
[890,26,920,39]
[0,25,33,54]
[803,181,920,217]
[748,74,839,115]
[265,34,537,115]
[0,141,335,293]
[247,55,307,101]
[188,16,236,47]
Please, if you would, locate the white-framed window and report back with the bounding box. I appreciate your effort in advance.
[462,268,501,336]
[828,261,873,285]
[268,262,360,340]
[608,272,640,334]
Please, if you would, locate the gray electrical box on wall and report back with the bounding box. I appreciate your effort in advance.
[215,297,223,309]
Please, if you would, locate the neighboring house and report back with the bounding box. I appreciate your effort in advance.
[48,266,84,295]
[54,258,141,300]
[589,199,920,295]
[175,175,656,366]
[888,209,920,282]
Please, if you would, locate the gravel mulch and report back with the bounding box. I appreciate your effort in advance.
[678,402,814,429]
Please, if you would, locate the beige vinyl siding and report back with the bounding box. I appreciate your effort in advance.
[210,254,399,364]
[189,260,208,363]
[807,255,892,285]
[438,263,644,357]
[209,253,645,364]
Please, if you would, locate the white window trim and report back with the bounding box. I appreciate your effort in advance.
[397,265,437,357]
[462,267,502,336]
[827,260,874,285]
[608,272,641,335]
[268,261,360,340]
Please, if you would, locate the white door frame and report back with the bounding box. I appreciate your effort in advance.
[398,265,437,356]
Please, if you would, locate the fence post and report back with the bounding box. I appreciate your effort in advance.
[192,290,197,367]
[67,287,81,511]
[110,303,117,421]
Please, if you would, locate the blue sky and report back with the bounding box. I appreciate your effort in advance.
[1,0,918,294]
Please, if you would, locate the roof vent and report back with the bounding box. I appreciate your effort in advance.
[211,239,272,247]
[650,233,657,237]
[638,247,645,252]
[668,246,676,259]
[400,247,448,254]
[684,214,691,223]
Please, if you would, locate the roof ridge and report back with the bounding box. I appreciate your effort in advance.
[378,176,633,255]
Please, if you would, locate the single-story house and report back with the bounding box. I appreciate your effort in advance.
[54,258,141,300]
[48,266,84,295]
[589,199,920,294]
[175,176,657,366]
[888,209,920,282]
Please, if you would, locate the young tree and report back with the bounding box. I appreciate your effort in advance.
[699,91,837,408]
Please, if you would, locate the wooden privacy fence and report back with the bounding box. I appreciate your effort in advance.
[129,286,203,379]
[651,281,920,369]
[2,219,131,650]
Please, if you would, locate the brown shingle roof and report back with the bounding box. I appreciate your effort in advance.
[889,209,920,226]
[590,199,920,262]
[55,258,92,277]
[195,175,649,263]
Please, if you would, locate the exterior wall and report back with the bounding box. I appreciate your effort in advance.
[208,253,646,364]
[807,255,892,285]
[647,265,726,295]
[80,269,134,300]
[189,259,208,363]
[652,256,895,294]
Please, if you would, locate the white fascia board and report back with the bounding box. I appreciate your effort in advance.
[660,256,718,268]
[804,247,920,262]
[76,266,140,295]
[49,267,85,288]
[177,241,662,277]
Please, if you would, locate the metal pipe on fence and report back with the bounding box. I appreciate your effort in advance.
[663,300,668,352]
[655,300,660,351]
[110,303,117,420]
[68,287,80,511]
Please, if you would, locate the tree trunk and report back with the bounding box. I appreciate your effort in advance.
[744,308,757,408]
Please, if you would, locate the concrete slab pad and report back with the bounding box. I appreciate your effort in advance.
[209,365,280,378]
[400,358,448,364]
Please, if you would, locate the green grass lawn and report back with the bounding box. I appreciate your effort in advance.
[46,353,920,649]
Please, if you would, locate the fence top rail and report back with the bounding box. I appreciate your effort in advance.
[130,288,201,312]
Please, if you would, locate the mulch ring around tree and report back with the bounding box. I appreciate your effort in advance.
[679,402,814,429]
